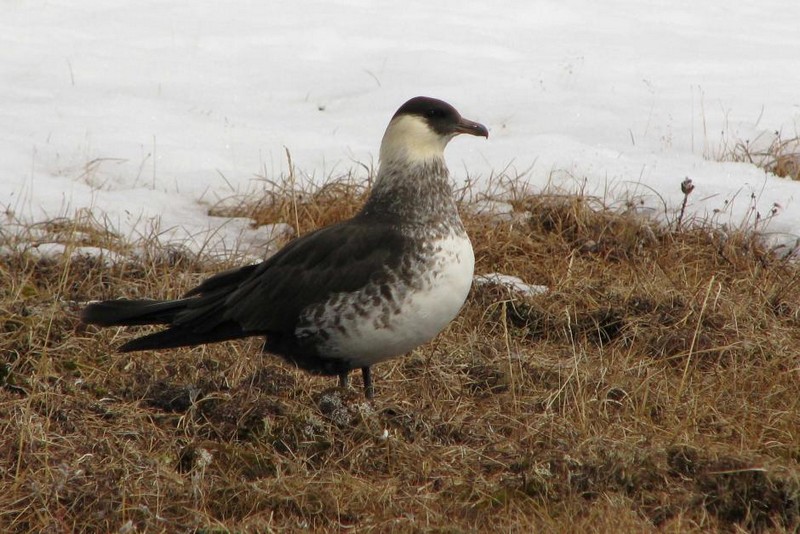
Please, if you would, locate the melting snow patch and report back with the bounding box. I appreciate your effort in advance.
[470,199,515,217]
[760,232,800,259]
[474,273,548,297]
[32,244,125,265]
[0,242,125,265]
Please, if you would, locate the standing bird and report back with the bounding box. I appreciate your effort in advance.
[82,96,488,398]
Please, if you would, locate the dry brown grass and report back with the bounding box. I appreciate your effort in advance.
[2,173,800,533]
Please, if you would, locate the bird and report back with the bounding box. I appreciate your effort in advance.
[81,96,488,399]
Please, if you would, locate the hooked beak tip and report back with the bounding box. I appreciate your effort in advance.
[455,118,489,139]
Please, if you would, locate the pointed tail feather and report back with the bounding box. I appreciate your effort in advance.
[81,298,188,327]
[118,322,247,352]
[82,298,251,352]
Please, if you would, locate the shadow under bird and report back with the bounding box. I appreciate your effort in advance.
[81,96,488,398]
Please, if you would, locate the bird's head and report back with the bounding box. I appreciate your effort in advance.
[379,96,488,165]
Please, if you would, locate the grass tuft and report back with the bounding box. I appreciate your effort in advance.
[719,130,800,181]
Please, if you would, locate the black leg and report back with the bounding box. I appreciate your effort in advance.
[338,372,349,389]
[361,366,374,399]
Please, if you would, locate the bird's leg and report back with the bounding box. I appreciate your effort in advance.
[361,366,374,399]
[338,372,350,390]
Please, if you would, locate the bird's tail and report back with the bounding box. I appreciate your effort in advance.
[81,263,261,353]
[81,298,247,353]
[81,298,188,327]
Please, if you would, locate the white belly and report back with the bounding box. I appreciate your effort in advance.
[300,233,474,367]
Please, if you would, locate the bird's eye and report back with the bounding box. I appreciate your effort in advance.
[426,108,445,119]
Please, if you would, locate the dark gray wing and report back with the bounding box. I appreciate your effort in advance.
[171,216,408,336]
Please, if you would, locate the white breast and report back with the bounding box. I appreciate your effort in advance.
[299,232,475,368]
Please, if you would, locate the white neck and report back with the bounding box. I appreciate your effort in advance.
[379,115,452,165]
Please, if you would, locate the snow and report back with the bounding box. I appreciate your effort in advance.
[474,273,549,298]
[2,0,799,259]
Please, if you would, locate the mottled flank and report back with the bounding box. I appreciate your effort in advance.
[294,229,473,370]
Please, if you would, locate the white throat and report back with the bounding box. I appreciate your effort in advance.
[379,115,451,165]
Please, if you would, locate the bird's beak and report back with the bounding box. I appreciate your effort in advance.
[455,117,489,138]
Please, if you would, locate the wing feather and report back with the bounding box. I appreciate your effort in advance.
[169,216,408,337]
